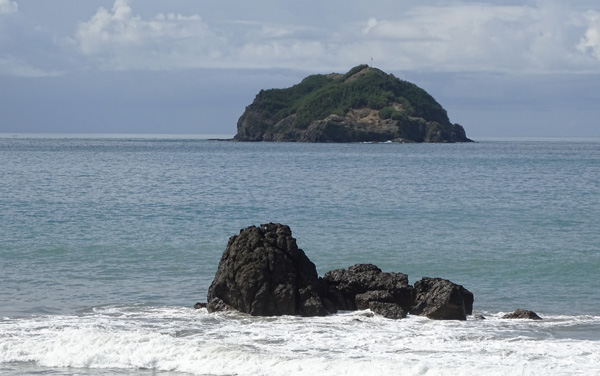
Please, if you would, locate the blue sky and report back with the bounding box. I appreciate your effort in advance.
[1,0,599,137]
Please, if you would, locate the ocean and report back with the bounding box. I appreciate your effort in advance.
[1,134,599,375]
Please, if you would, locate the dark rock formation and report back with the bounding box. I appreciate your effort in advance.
[234,65,472,143]
[323,264,415,319]
[206,223,333,316]
[410,277,474,320]
[193,302,206,309]
[502,309,542,320]
[206,223,474,320]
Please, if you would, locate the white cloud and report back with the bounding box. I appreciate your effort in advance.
[0,55,62,77]
[69,0,600,74]
[0,0,65,77]
[238,40,327,69]
[74,0,227,70]
[0,0,17,15]
[577,10,600,59]
[356,4,594,73]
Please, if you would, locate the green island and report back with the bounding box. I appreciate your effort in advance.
[234,65,472,143]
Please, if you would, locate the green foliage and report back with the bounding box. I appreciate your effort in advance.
[342,64,370,80]
[250,65,450,127]
[389,80,448,124]
[379,106,405,121]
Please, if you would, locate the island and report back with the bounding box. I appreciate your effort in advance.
[234,65,472,143]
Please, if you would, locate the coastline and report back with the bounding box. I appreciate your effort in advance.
[2,133,600,143]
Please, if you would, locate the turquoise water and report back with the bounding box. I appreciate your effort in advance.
[1,136,599,375]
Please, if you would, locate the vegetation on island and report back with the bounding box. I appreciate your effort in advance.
[235,65,470,143]
[252,64,450,128]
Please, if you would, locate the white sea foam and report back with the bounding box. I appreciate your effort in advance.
[1,306,599,376]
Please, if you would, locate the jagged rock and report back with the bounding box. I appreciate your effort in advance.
[354,290,408,319]
[205,224,475,321]
[502,309,542,320]
[367,301,407,320]
[322,264,415,315]
[206,223,333,316]
[355,290,396,310]
[193,302,206,309]
[410,277,474,320]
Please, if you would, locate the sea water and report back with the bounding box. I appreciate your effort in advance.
[1,135,599,375]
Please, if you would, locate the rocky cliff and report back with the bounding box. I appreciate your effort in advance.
[234,65,472,143]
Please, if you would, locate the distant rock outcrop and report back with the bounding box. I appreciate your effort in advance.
[234,65,471,143]
[322,264,415,319]
[410,277,474,320]
[206,223,474,320]
[502,309,542,320]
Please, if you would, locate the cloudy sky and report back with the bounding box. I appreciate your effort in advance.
[1,0,599,137]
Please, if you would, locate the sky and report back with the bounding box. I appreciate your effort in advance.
[1,0,599,137]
